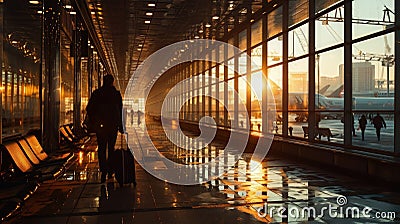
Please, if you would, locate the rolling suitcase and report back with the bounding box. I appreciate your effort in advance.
[112,133,136,187]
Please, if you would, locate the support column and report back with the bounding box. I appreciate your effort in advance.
[282,1,289,137]
[88,46,93,98]
[394,0,400,154]
[215,49,219,124]
[344,0,352,147]
[224,43,229,127]
[308,0,316,142]
[43,0,61,152]
[73,25,82,132]
[262,10,268,134]
[233,34,239,129]
[0,1,3,143]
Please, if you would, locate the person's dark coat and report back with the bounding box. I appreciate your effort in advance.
[86,85,123,133]
[372,115,386,129]
[359,115,367,131]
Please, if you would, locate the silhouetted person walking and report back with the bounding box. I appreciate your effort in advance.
[340,114,356,136]
[372,113,386,141]
[137,110,143,126]
[86,74,124,183]
[358,115,367,141]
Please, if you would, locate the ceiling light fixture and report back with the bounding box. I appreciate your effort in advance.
[198,30,204,33]
[146,12,153,16]
[205,23,211,28]
[148,3,156,7]
[138,44,143,47]
[29,1,40,4]
[65,5,72,9]
[194,35,200,39]
[212,16,219,20]
[145,20,151,24]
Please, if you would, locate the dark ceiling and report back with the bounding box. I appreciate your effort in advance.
[87,0,263,93]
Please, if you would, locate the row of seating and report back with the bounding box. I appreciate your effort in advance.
[1,134,75,182]
[60,124,91,146]
[0,122,94,222]
[0,131,81,222]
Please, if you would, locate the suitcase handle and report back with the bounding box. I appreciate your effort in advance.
[119,133,129,151]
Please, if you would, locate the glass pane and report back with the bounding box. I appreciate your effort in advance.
[267,36,283,66]
[316,47,344,143]
[61,31,74,125]
[353,112,394,151]
[227,79,235,128]
[219,64,225,81]
[238,53,247,75]
[211,84,217,121]
[238,75,247,129]
[317,48,344,108]
[251,19,262,47]
[211,67,217,83]
[352,0,394,40]
[352,34,394,97]
[288,58,309,134]
[251,45,262,71]
[218,81,225,125]
[352,34,394,152]
[239,30,247,51]
[268,66,282,134]
[316,8,344,51]
[3,0,42,136]
[227,59,235,79]
[289,23,309,59]
[251,71,263,131]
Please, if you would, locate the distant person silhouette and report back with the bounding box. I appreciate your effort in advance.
[358,114,367,141]
[352,114,357,137]
[137,110,143,126]
[316,112,321,128]
[86,74,124,183]
[372,113,386,141]
[340,114,356,136]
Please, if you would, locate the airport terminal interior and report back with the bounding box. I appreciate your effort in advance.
[1,0,400,223]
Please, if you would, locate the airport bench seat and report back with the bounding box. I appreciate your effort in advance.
[1,135,75,181]
[302,126,318,139]
[302,126,333,141]
[60,124,90,146]
[317,128,333,141]
[23,135,74,164]
[1,141,64,181]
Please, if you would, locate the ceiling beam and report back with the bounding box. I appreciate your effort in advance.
[71,0,113,74]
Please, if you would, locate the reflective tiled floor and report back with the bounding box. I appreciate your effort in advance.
[6,120,400,223]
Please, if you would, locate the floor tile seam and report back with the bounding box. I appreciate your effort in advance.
[65,160,91,223]
[218,168,308,222]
